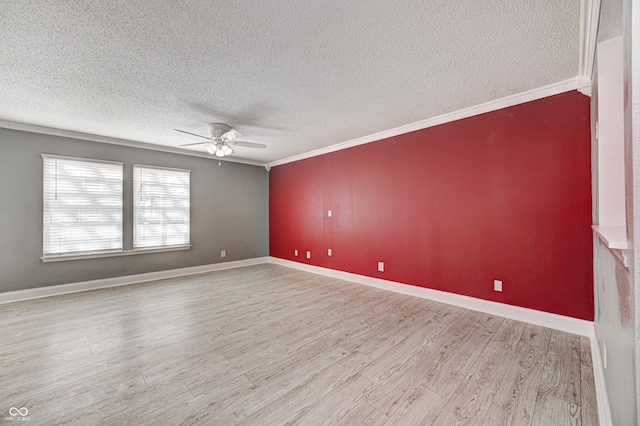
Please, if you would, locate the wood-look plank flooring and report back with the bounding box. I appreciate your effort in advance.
[0,264,598,425]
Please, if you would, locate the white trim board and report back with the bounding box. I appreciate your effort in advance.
[591,327,613,426]
[0,257,269,305]
[268,78,581,168]
[577,0,602,96]
[268,257,594,337]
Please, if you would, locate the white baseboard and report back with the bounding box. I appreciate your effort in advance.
[269,257,611,424]
[590,327,613,426]
[3,256,593,336]
[268,257,593,337]
[0,256,611,424]
[0,257,270,305]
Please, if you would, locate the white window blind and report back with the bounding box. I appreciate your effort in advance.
[134,165,190,249]
[42,154,123,257]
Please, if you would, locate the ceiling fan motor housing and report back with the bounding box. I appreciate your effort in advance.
[210,123,232,138]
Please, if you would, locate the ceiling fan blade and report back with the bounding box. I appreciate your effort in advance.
[232,141,267,149]
[179,141,209,147]
[174,128,211,140]
[221,129,243,141]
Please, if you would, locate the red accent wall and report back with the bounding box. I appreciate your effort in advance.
[270,91,593,320]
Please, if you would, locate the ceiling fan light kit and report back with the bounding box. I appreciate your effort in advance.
[175,123,266,158]
[205,143,234,157]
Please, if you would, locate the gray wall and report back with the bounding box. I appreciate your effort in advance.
[0,128,269,293]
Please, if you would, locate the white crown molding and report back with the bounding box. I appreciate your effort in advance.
[268,78,580,168]
[577,76,593,97]
[0,257,270,305]
[2,80,590,171]
[268,257,593,336]
[577,0,602,96]
[0,120,267,168]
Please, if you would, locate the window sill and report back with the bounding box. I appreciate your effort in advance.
[592,225,627,249]
[593,225,628,267]
[41,245,191,263]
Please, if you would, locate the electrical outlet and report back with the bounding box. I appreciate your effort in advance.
[294,250,298,256]
[221,250,226,258]
[306,251,311,259]
[328,209,332,217]
[494,280,503,292]
[378,262,384,272]
[328,248,332,256]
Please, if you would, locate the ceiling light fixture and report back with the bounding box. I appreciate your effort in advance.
[205,142,234,158]
[176,123,265,158]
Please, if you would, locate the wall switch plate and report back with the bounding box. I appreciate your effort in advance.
[294,250,298,256]
[603,340,607,369]
[306,251,311,259]
[328,209,332,217]
[328,248,332,256]
[494,280,503,292]
[378,262,384,272]
[220,250,226,258]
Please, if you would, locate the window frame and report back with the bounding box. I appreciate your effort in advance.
[40,156,192,263]
[41,153,124,260]
[133,164,191,251]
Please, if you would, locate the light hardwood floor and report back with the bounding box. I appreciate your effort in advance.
[1,264,598,425]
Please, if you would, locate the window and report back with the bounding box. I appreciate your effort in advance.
[133,165,190,249]
[42,154,123,257]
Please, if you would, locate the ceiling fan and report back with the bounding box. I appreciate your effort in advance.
[175,123,266,158]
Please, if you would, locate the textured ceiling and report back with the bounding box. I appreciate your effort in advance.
[0,1,581,164]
